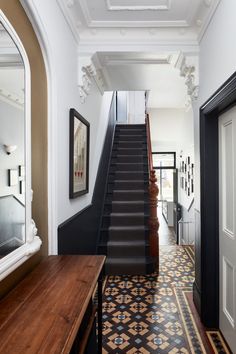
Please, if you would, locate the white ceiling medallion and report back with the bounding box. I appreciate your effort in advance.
[106,0,171,11]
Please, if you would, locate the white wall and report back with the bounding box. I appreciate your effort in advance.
[149,108,186,153]
[127,91,145,124]
[0,100,24,201]
[149,106,195,243]
[194,0,236,211]
[149,108,194,208]
[22,0,113,253]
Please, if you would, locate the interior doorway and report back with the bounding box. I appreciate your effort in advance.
[219,106,236,350]
[195,72,236,333]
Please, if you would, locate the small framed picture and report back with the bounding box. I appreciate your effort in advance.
[69,108,90,198]
[20,180,25,194]
[19,165,25,177]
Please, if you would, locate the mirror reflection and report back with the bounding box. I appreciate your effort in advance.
[0,23,25,257]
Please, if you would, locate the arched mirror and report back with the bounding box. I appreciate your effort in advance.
[0,12,42,281]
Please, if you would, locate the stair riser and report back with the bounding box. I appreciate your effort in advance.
[114,142,146,149]
[116,124,145,129]
[105,262,146,275]
[108,182,147,191]
[112,148,147,156]
[110,215,145,226]
[110,164,145,172]
[100,229,148,242]
[114,135,144,142]
[115,172,148,180]
[112,203,145,213]
[112,191,146,201]
[112,156,147,163]
[107,245,146,257]
[115,129,146,138]
[108,173,148,182]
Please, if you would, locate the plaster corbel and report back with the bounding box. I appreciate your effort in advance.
[78,56,105,103]
[175,52,199,101]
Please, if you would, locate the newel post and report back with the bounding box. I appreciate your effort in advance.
[148,169,159,271]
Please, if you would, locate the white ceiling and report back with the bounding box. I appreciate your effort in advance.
[92,51,194,108]
[58,0,221,44]
[58,0,218,108]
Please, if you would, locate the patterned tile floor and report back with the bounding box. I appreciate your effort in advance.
[102,209,231,353]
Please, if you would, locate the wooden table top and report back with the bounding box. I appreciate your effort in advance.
[0,255,105,354]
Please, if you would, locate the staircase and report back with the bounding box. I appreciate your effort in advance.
[99,124,155,275]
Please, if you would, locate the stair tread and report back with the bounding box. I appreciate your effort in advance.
[113,189,146,192]
[107,240,146,245]
[114,180,145,183]
[111,201,146,204]
[108,225,148,230]
[110,212,145,216]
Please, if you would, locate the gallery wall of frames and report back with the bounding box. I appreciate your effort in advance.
[179,154,194,197]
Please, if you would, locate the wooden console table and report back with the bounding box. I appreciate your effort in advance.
[0,255,105,354]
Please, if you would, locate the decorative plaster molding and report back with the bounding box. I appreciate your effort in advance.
[78,0,186,28]
[101,54,172,66]
[106,0,170,11]
[79,61,106,103]
[175,52,199,100]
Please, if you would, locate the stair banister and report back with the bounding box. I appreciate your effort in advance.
[146,113,159,272]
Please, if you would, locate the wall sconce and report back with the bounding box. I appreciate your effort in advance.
[4,144,17,155]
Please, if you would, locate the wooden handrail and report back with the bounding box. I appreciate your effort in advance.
[145,114,159,273]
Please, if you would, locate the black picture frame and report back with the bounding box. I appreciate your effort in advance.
[69,108,90,198]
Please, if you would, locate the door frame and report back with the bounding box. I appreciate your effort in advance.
[193,71,236,328]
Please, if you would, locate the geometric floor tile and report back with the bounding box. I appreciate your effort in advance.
[103,219,230,353]
[206,332,232,354]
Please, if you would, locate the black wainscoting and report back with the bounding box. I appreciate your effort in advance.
[58,95,117,255]
[194,72,236,328]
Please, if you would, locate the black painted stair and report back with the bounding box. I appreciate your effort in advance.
[99,124,154,275]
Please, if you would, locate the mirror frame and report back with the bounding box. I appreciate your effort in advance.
[0,11,42,281]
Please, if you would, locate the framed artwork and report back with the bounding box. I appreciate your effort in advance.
[19,165,25,177]
[69,108,90,198]
[20,180,25,194]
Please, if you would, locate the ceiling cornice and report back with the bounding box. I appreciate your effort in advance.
[197,0,221,42]
[57,0,80,44]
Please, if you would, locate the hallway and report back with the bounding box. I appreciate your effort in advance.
[102,210,230,353]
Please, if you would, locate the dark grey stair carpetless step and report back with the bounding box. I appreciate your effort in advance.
[112,148,146,156]
[112,155,145,163]
[112,201,145,213]
[116,124,145,129]
[105,257,147,275]
[102,225,148,242]
[110,212,145,226]
[112,189,146,201]
[115,129,146,137]
[107,240,147,257]
[113,180,145,190]
[114,171,148,181]
[115,135,144,142]
[116,142,146,149]
[111,163,145,171]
